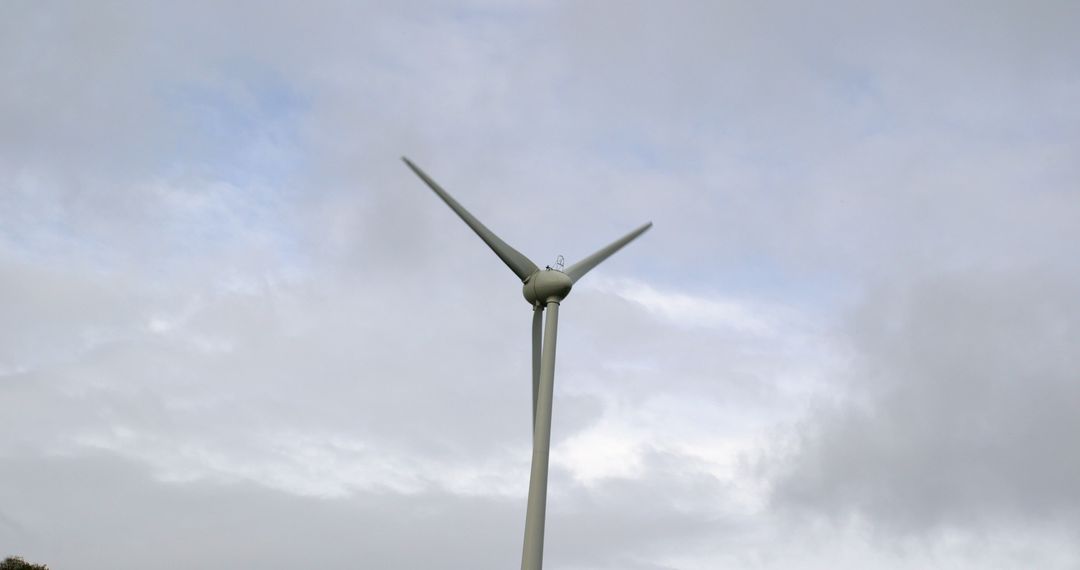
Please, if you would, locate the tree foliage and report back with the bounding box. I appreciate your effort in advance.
[0,557,48,570]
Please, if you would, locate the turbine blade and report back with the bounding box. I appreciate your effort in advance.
[402,157,540,282]
[564,222,652,283]
[531,305,543,430]
[522,300,561,570]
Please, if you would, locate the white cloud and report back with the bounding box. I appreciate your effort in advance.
[585,277,780,335]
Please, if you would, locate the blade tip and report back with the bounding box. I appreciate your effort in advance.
[401,156,425,177]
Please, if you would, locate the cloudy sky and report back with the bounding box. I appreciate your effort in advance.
[2,1,1079,568]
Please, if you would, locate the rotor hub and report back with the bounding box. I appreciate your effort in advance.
[523,269,573,306]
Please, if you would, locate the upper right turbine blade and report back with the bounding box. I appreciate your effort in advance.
[402,157,540,282]
[564,222,652,283]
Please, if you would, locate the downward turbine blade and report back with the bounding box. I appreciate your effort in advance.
[522,301,561,570]
[402,157,540,282]
[531,305,543,430]
[564,222,653,283]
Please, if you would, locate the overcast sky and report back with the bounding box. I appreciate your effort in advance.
[2,1,1079,568]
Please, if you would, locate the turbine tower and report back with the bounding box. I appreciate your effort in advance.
[403,157,651,570]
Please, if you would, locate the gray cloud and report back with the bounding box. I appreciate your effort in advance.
[0,452,522,569]
[773,269,1080,532]
[0,449,740,570]
[3,0,1080,568]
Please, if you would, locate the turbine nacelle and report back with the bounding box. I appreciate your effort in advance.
[523,269,573,306]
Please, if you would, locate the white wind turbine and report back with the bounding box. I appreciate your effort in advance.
[403,157,651,570]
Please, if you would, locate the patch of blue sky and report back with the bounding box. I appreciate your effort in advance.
[639,250,856,319]
[592,137,675,173]
[823,64,894,137]
[447,2,534,25]
[153,63,312,277]
[583,134,852,313]
[162,61,309,188]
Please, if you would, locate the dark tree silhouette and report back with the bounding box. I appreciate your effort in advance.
[0,557,48,570]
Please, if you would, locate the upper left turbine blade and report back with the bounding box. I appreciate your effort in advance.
[402,157,540,282]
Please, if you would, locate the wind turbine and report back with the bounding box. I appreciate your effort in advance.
[402,157,651,570]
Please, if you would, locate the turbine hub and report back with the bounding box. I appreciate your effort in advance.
[523,269,572,306]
